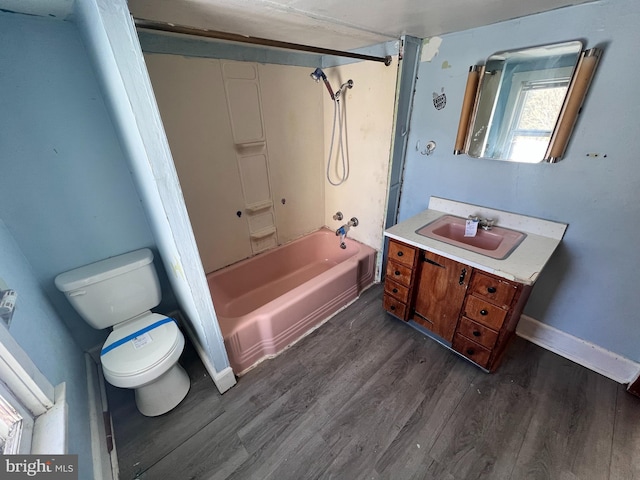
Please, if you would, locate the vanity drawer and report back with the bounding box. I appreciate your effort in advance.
[469,272,517,308]
[383,295,408,320]
[452,333,491,368]
[388,240,417,268]
[384,279,410,303]
[385,260,413,287]
[457,316,499,350]
[463,295,508,330]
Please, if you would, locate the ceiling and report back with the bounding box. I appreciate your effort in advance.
[2,0,596,51]
[128,0,598,51]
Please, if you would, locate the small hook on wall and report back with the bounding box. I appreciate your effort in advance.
[416,140,437,156]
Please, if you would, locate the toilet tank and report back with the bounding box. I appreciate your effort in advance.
[54,249,161,330]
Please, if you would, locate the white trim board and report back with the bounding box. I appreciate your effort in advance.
[85,354,116,480]
[176,311,237,394]
[516,315,640,384]
[0,324,68,454]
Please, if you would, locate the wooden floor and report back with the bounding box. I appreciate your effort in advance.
[106,284,640,480]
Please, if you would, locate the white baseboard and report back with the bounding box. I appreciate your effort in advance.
[516,315,640,384]
[212,367,236,393]
[174,311,237,395]
[85,354,117,480]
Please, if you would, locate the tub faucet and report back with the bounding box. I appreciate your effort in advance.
[336,225,350,248]
[335,217,359,249]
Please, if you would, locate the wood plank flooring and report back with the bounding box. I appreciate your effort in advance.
[106,284,640,480]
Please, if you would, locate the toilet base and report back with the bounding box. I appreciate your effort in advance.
[135,362,191,416]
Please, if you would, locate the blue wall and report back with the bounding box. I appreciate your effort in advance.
[0,219,93,478]
[0,12,158,351]
[401,0,640,362]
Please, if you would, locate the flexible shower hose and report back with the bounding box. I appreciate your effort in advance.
[326,97,349,186]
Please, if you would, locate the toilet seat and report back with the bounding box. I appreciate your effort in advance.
[101,313,184,388]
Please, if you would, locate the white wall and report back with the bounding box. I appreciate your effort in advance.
[323,59,399,258]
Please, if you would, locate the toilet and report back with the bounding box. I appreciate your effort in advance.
[54,248,190,417]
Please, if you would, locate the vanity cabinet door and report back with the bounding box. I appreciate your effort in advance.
[414,251,469,342]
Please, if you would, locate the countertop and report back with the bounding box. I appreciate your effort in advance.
[384,197,568,285]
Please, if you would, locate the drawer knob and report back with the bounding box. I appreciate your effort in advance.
[487,286,497,294]
[390,305,396,311]
[480,309,488,316]
[472,330,481,337]
[395,270,401,276]
[392,288,398,293]
[466,348,475,355]
[397,251,404,257]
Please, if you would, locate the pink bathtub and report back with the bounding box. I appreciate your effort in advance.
[207,228,376,374]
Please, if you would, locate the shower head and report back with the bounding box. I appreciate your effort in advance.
[310,67,335,100]
[310,67,327,82]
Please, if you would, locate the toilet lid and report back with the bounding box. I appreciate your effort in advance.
[101,313,182,377]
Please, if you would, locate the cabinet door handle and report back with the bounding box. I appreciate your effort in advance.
[423,256,443,268]
[473,330,481,337]
[395,270,401,276]
[459,268,467,285]
[480,309,488,316]
[397,251,404,257]
[487,286,497,293]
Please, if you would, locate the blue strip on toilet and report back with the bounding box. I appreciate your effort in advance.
[101,317,176,356]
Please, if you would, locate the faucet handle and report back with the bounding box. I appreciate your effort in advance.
[333,211,343,221]
[480,218,495,230]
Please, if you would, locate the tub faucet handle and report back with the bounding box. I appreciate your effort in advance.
[333,211,343,221]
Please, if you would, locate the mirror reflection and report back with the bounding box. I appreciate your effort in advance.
[466,41,583,163]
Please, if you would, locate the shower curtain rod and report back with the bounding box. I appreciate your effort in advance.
[134,18,393,66]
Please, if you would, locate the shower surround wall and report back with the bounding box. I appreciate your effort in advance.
[322,60,398,255]
[145,54,398,273]
[146,56,324,272]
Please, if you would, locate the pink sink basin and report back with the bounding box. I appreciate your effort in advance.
[416,215,527,260]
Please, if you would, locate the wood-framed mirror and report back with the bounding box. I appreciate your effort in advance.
[454,41,602,163]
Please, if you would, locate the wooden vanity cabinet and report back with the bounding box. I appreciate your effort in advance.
[383,238,532,371]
